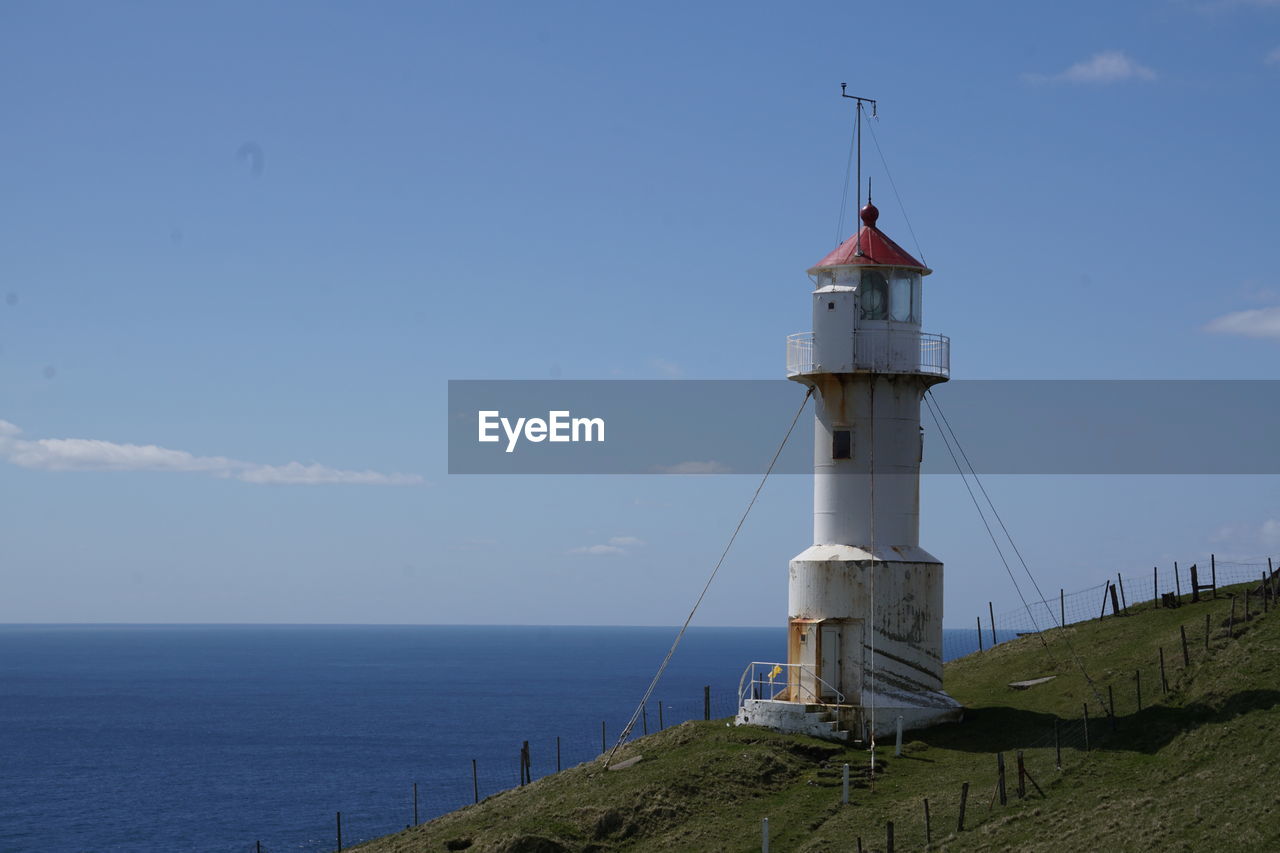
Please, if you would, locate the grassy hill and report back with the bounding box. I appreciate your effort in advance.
[356,583,1280,852]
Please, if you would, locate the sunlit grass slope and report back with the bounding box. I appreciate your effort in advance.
[357,582,1280,853]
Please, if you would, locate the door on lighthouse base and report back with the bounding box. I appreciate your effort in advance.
[817,619,864,705]
[819,624,841,701]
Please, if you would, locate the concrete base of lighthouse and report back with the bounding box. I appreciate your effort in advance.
[735,544,962,742]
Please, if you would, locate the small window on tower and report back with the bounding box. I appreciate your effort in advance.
[828,301,835,310]
[832,429,852,460]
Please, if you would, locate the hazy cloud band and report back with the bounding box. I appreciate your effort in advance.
[0,420,423,486]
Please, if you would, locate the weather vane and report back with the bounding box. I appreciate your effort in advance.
[840,84,877,255]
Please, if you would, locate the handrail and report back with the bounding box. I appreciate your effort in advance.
[737,660,846,709]
[785,329,949,379]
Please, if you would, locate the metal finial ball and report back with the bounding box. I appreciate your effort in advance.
[859,201,880,228]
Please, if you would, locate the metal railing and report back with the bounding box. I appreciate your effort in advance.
[737,661,846,708]
[786,333,815,377]
[785,330,949,379]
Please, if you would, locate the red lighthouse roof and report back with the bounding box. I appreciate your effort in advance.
[809,202,930,275]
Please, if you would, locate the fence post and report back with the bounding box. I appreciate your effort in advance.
[1108,686,1116,730]
[557,735,561,772]
[1190,564,1200,603]
[1118,573,1128,613]
[1175,561,1182,603]
[1082,703,1090,751]
[413,782,419,826]
[1109,583,1121,616]
[1153,567,1158,608]
[996,752,1007,806]
[977,616,983,651]
[1245,589,1251,621]
[704,685,711,720]
[989,602,996,645]
[1099,583,1111,620]
[957,781,970,831]
[1060,588,1065,627]
[1016,750,1026,799]
[1180,625,1190,667]
[924,798,932,845]
[1211,553,1217,598]
[1159,648,1168,694]
[472,759,479,803]
[1135,670,1142,712]
[841,762,849,804]
[761,817,769,853]
[1205,613,1210,649]
[336,811,342,852]
[642,704,648,736]
[895,715,904,756]
[886,820,895,853]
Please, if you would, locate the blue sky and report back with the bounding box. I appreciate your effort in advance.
[3,1,1280,626]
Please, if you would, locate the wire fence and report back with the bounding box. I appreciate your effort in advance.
[941,556,1276,661]
[767,559,1280,852]
[241,685,747,851]
[252,555,1276,851]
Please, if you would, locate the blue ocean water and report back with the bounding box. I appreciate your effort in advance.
[0,625,982,852]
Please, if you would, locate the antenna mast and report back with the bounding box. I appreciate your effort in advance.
[840,84,877,256]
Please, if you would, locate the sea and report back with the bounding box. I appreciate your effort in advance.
[0,625,983,852]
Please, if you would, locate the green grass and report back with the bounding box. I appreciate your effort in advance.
[356,583,1280,852]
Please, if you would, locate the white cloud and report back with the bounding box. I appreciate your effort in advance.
[570,544,627,556]
[1204,306,1280,339]
[1028,51,1157,84]
[654,460,733,475]
[1262,519,1280,547]
[570,535,645,556]
[235,462,422,486]
[0,420,422,486]
[1212,519,1280,549]
[1266,46,1280,65]
[650,358,685,378]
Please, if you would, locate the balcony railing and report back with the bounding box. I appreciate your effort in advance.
[737,661,846,707]
[786,330,950,379]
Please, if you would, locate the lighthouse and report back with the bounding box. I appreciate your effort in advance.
[736,196,962,741]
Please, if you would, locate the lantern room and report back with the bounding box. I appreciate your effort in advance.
[788,201,947,380]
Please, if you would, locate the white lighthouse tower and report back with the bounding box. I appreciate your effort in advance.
[736,195,962,741]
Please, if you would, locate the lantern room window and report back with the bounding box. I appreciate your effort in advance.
[860,268,920,323]
[890,272,919,322]
[859,270,888,320]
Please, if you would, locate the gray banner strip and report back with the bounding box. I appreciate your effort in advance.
[447,380,1280,474]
